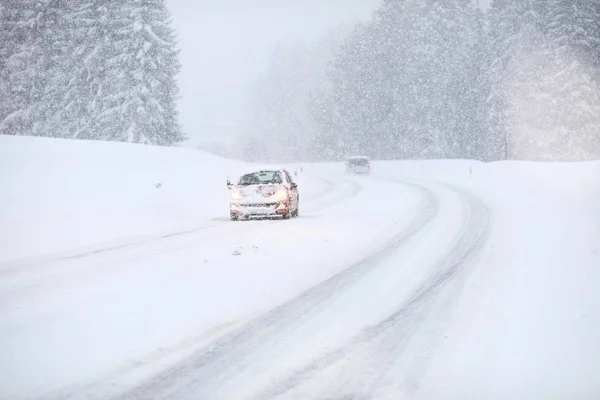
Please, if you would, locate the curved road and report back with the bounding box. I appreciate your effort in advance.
[0,172,492,400]
[115,178,491,400]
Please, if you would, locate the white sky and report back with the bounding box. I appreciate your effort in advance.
[167,0,492,146]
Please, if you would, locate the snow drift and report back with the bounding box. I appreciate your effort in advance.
[0,135,250,263]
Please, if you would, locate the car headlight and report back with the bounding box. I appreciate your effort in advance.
[230,190,243,200]
[275,188,288,201]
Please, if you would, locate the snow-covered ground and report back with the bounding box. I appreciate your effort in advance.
[1,136,599,399]
[0,135,250,264]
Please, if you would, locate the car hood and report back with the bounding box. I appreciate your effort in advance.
[234,184,283,203]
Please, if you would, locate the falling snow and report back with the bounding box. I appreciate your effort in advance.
[0,0,184,145]
[239,0,600,162]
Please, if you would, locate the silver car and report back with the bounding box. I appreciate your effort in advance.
[345,156,371,174]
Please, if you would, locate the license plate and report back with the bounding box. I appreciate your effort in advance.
[246,207,271,215]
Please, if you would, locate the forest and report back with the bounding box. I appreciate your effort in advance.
[241,0,600,162]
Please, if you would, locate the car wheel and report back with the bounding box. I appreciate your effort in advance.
[230,215,239,221]
[292,205,299,218]
[282,208,292,219]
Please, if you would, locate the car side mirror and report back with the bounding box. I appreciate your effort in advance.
[291,182,298,189]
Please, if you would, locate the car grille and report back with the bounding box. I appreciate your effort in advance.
[239,202,276,207]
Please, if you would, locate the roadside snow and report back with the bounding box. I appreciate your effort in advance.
[0,135,252,263]
[372,159,600,399]
[1,136,599,399]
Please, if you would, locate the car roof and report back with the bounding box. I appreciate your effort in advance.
[348,155,369,160]
[239,168,288,175]
[235,169,291,180]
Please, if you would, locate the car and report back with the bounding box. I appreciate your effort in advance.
[227,169,299,221]
[345,156,371,174]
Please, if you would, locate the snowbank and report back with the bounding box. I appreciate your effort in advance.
[370,159,600,399]
[0,135,251,263]
[301,157,600,397]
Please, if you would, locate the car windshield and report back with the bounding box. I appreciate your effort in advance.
[349,158,369,165]
[237,171,283,186]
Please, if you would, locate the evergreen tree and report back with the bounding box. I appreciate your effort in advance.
[483,0,545,159]
[35,0,72,138]
[0,0,184,146]
[0,3,11,127]
[470,4,494,160]
[242,25,352,162]
[509,0,600,160]
[546,0,600,60]
[0,0,72,137]
[58,0,115,140]
[93,0,184,145]
[326,0,480,160]
[327,21,382,158]
[242,0,599,162]
[0,0,43,136]
[484,0,600,160]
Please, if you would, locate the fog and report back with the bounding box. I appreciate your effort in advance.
[167,0,598,163]
[3,1,592,162]
[168,0,383,148]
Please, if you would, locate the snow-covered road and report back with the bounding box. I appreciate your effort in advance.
[116,179,491,400]
[1,176,493,399]
[1,136,599,399]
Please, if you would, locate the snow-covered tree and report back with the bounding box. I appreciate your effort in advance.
[241,24,353,162]
[89,0,184,145]
[485,0,600,160]
[242,0,599,162]
[50,0,114,140]
[519,0,600,160]
[0,2,12,128]
[469,4,494,160]
[0,0,49,136]
[0,0,184,145]
[34,0,73,138]
[327,0,481,160]
[326,19,394,159]
[482,0,545,159]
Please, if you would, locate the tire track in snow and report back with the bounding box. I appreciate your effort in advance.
[255,182,492,400]
[0,177,362,316]
[29,178,370,400]
[0,177,346,288]
[303,176,362,210]
[0,222,222,276]
[115,182,438,400]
